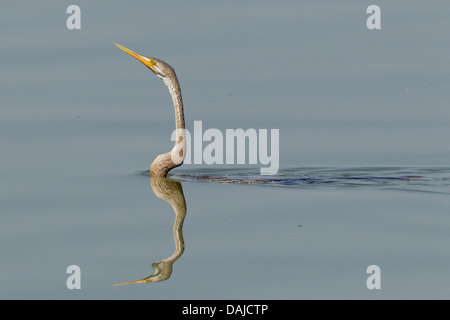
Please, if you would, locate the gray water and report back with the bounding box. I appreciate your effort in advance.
[1,1,450,299]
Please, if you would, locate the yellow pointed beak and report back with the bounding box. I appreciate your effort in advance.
[114,43,157,70]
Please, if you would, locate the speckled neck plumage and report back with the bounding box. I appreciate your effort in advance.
[150,66,186,177]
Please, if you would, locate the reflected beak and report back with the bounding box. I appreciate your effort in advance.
[114,43,157,72]
[112,279,150,286]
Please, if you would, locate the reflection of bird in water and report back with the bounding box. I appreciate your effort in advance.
[113,177,187,285]
[115,43,186,177]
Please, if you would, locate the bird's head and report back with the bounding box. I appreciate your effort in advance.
[114,43,174,80]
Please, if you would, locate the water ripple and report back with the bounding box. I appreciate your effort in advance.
[140,167,450,194]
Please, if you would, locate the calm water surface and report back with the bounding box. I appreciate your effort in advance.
[1,1,450,299]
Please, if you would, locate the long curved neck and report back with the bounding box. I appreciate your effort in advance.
[150,72,186,177]
[163,76,185,135]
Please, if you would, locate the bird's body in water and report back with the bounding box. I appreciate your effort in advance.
[115,43,186,177]
[114,43,425,188]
